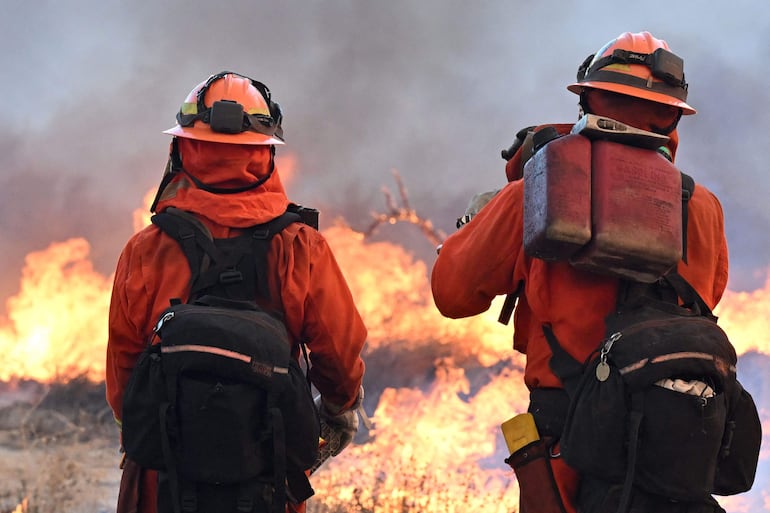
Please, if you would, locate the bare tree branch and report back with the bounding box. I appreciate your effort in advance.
[363,170,446,247]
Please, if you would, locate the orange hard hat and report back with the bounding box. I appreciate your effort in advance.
[164,71,285,144]
[567,32,695,115]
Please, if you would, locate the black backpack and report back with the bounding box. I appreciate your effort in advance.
[542,272,761,513]
[121,206,321,513]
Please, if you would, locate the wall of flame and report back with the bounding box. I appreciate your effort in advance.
[0,160,767,511]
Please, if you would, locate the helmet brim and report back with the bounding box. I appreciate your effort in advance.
[567,81,696,115]
[163,124,285,145]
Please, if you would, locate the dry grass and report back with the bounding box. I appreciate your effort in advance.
[0,443,120,513]
[0,377,521,513]
[0,379,120,513]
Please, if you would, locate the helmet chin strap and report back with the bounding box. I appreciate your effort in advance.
[149,138,275,213]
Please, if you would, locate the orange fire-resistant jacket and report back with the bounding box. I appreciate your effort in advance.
[106,139,367,513]
[431,124,728,511]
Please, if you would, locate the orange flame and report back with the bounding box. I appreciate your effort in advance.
[0,173,768,510]
[0,238,111,382]
[312,360,526,512]
[11,497,28,513]
[275,153,297,190]
[133,188,156,232]
[714,272,770,355]
[323,224,515,366]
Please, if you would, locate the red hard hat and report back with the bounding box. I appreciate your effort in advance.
[164,71,285,144]
[567,32,695,115]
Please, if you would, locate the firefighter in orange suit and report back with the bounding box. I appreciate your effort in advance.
[106,72,367,513]
[431,33,728,513]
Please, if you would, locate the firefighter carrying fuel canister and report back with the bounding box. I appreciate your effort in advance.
[431,32,731,513]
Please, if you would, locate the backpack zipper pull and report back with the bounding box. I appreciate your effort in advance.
[154,311,175,333]
[596,332,622,382]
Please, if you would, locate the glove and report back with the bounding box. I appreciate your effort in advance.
[317,386,363,457]
[456,190,499,228]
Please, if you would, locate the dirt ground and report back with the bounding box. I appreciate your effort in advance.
[5,356,765,513]
[0,342,475,513]
[0,380,121,513]
[0,441,121,513]
[0,378,372,513]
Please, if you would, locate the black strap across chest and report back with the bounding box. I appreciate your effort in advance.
[151,208,301,302]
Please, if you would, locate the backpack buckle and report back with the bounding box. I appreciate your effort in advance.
[251,227,270,240]
[219,269,244,285]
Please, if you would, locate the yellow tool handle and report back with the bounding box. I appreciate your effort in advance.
[501,413,540,454]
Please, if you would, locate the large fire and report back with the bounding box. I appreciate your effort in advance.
[0,157,767,511]
[0,238,111,382]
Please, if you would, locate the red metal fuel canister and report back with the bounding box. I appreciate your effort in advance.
[522,117,684,282]
[570,139,682,282]
[523,133,592,261]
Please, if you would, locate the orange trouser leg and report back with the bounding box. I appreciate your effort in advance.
[550,453,579,513]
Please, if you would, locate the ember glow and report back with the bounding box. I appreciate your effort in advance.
[0,179,768,511]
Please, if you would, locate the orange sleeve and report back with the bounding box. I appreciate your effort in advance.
[274,226,367,411]
[106,227,192,424]
[105,233,153,423]
[677,183,729,310]
[431,180,527,319]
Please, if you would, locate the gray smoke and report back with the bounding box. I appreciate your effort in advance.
[2,2,768,294]
[2,2,768,509]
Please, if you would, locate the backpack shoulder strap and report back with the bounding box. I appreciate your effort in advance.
[241,211,302,300]
[663,272,717,321]
[541,324,585,396]
[151,207,225,291]
[261,210,302,235]
[497,281,524,325]
[680,171,695,263]
[286,203,319,230]
[152,208,303,300]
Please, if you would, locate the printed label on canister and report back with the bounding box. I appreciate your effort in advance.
[571,140,682,282]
